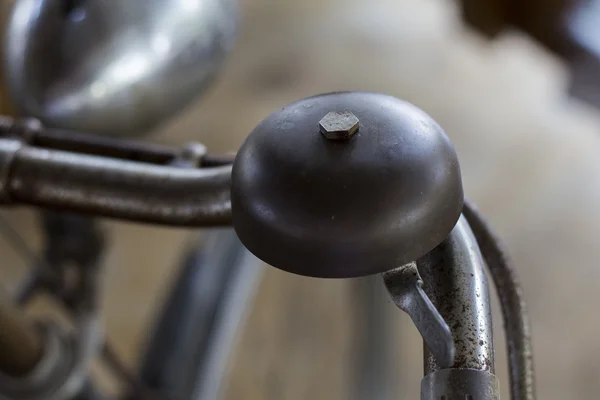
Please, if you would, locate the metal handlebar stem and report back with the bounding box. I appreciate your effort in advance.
[418,215,499,400]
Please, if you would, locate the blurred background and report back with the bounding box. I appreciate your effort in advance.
[3,0,600,399]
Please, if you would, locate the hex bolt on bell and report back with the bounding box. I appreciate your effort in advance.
[231,91,464,365]
[319,111,360,140]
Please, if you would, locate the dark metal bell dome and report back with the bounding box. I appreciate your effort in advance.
[231,92,463,278]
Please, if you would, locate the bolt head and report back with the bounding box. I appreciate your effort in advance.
[319,111,359,140]
[179,142,207,167]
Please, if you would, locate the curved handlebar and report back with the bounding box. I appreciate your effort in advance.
[0,138,233,226]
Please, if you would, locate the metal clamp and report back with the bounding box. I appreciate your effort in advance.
[421,368,500,400]
[383,263,455,369]
[172,142,208,168]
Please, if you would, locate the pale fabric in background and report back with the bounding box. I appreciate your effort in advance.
[2,0,600,399]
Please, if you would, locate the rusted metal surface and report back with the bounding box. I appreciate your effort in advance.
[0,302,42,377]
[0,140,232,226]
[417,215,495,373]
[421,368,500,400]
[463,200,536,400]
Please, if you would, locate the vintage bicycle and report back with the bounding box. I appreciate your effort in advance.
[0,1,535,399]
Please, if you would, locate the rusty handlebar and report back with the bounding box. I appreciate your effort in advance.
[0,116,234,227]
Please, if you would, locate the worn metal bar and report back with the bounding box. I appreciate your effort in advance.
[0,140,232,226]
[417,215,495,373]
[463,200,536,400]
[30,128,179,164]
[0,115,235,167]
[30,129,234,167]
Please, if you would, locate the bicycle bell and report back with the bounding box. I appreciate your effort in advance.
[231,91,464,278]
[2,0,238,137]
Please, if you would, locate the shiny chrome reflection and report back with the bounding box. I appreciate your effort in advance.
[3,0,238,137]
